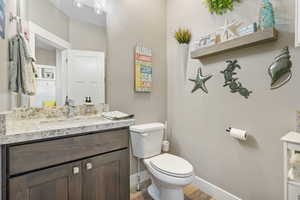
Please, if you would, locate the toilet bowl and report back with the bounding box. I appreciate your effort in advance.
[130,123,195,200]
[144,154,194,200]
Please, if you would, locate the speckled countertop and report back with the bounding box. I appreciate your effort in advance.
[0,116,135,145]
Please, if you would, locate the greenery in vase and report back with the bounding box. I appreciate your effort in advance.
[174,28,192,44]
[203,0,241,15]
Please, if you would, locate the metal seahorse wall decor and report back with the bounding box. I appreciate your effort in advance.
[268,47,292,89]
[221,60,252,99]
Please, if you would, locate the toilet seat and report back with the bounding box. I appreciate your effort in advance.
[148,154,194,178]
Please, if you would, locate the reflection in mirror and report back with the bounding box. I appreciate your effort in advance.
[25,0,107,107]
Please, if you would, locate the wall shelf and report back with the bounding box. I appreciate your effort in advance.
[191,28,278,59]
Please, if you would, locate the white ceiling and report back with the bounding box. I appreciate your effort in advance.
[49,0,106,27]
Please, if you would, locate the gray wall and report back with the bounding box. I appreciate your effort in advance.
[167,0,296,199]
[106,0,167,174]
[69,19,107,52]
[27,0,70,41]
[36,48,56,66]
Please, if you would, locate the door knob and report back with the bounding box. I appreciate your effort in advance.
[73,166,80,175]
[86,162,93,170]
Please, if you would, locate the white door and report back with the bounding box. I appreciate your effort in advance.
[64,50,105,105]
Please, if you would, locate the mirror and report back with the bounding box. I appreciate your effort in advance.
[25,0,107,107]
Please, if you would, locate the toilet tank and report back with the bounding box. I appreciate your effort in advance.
[130,123,164,159]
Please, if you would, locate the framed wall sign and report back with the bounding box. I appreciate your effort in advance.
[134,46,152,92]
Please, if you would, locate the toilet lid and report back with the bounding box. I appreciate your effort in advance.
[150,154,193,178]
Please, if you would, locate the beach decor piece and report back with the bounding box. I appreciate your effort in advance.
[175,28,192,79]
[195,32,221,49]
[0,0,5,39]
[259,0,275,30]
[203,0,241,15]
[238,23,258,36]
[268,47,292,89]
[217,18,243,42]
[135,46,152,92]
[189,67,213,94]
[221,60,252,99]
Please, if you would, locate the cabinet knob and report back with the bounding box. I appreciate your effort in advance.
[73,166,80,175]
[86,162,93,170]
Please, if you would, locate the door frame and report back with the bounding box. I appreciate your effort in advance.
[28,21,71,106]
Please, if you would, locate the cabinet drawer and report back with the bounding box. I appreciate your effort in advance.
[288,183,300,200]
[8,129,129,175]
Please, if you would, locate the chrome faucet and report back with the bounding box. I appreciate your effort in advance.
[65,96,76,118]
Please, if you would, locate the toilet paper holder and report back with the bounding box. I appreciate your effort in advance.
[225,126,248,141]
[225,126,232,133]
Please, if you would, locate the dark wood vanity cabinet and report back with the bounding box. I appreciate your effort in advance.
[9,161,82,200]
[3,128,130,200]
[82,150,129,200]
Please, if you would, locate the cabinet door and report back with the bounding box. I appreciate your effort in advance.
[82,149,129,200]
[9,161,82,200]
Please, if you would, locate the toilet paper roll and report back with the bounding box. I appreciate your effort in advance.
[229,128,248,141]
[162,140,170,152]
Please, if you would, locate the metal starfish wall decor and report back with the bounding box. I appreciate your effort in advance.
[221,60,252,99]
[189,67,213,94]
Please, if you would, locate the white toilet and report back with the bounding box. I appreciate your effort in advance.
[130,123,194,200]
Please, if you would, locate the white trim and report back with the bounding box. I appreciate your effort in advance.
[130,170,151,189]
[28,21,71,50]
[296,0,300,47]
[192,176,242,200]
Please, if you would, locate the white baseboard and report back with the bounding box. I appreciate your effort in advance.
[130,170,150,189]
[192,176,242,200]
[130,172,242,200]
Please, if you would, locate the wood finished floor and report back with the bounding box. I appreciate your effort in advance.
[130,185,215,200]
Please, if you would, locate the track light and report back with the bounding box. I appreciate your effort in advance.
[94,0,105,15]
[73,0,83,8]
[73,0,106,14]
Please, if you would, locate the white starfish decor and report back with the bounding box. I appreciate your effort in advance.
[218,18,243,42]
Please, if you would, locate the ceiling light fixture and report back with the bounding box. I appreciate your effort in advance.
[94,0,105,15]
[73,0,83,8]
[73,0,106,15]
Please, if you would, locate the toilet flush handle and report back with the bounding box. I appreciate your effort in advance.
[141,133,148,137]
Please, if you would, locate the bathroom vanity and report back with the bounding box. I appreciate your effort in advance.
[0,117,134,200]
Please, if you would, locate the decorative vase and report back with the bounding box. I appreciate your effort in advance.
[178,43,189,81]
[259,0,275,30]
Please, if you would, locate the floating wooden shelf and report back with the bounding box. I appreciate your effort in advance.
[191,28,278,59]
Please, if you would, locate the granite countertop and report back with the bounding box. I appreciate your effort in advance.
[0,116,135,145]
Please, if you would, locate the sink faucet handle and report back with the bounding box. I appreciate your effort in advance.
[65,96,75,107]
[69,99,75,107]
